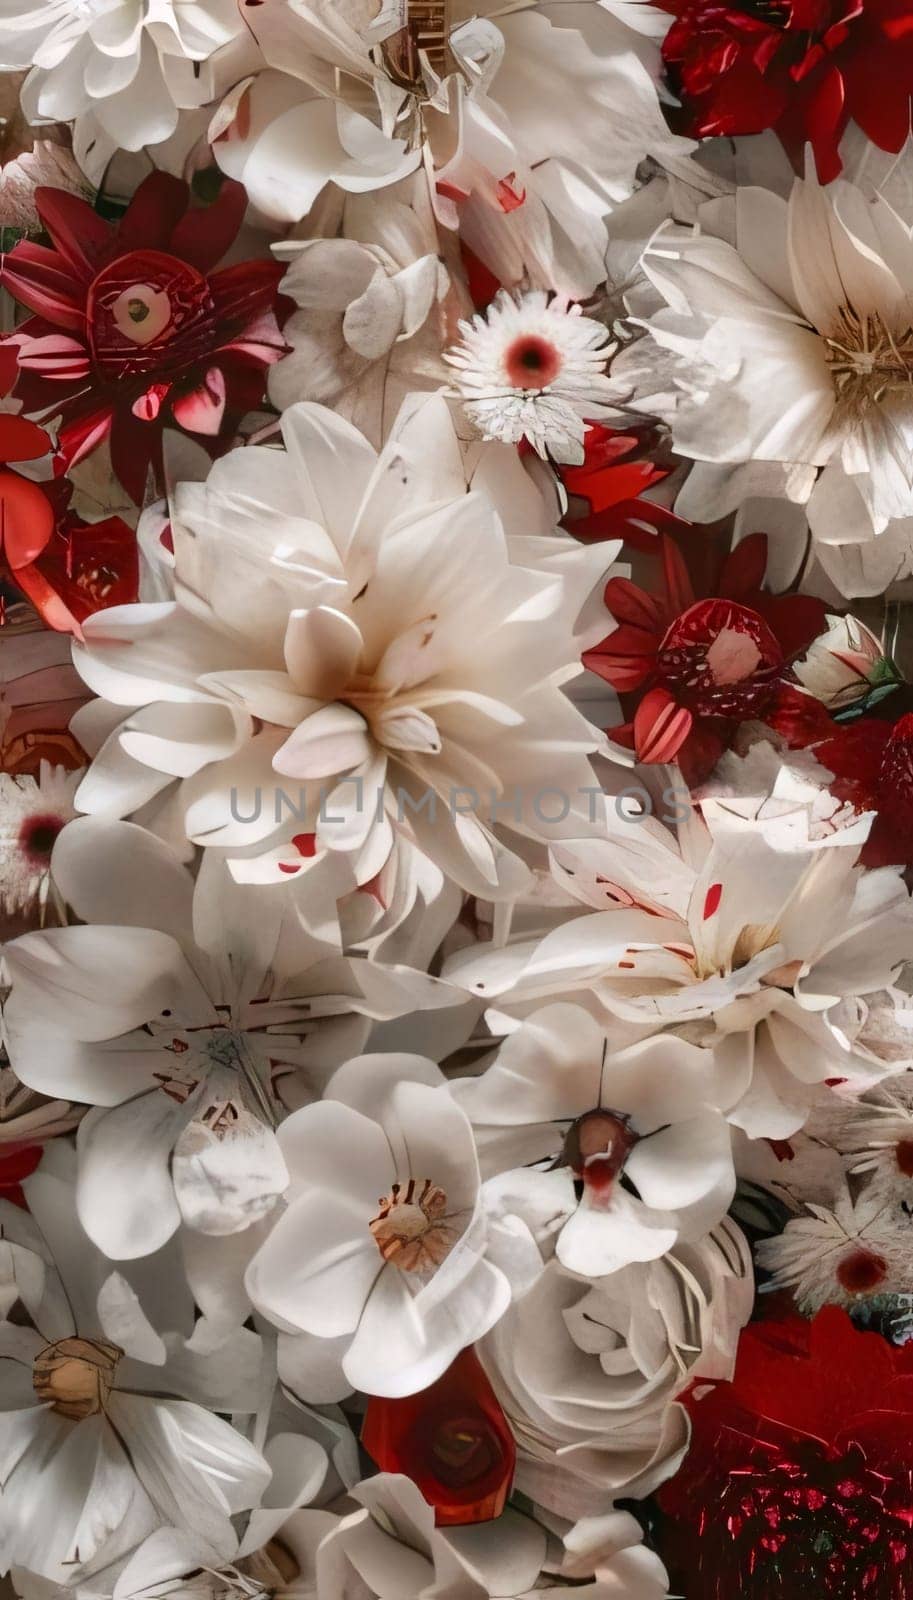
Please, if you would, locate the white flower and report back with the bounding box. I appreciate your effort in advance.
[0,761,81,931]
[445,291,618,464]
[0,1141,270,1584]
[1,0,246,154]
[454,1003,735,1276]
[445,797,913,1137]
[793,613,900,712]
[70,396,614,899]
[218,0,691,295]
[3,818,451,1258]
[480,1220,752,1515]
[245,1053,510,1398]
[269,188,448,449]
[756,1186,913,1315]
[613,163,913,553]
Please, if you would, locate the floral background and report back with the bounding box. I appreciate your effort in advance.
[1,3,913,1597]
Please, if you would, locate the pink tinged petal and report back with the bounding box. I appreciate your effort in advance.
[15,332,92,380]
[132,383,171,422]
[283,606,363,699]
[705,627,762,684]
[245,1189,382,1339]
[171,367,227,436]
[273,702,372,781]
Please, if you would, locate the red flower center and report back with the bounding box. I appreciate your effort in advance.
[656,598,783,719]
[504,334,562,389]
[878,714,913,828]
[86,249,216,384]
[835,1248,888,1294]
[562,1108,636,1194]
[17,810,65,868]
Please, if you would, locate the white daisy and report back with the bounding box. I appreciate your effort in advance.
[444,291,618,464]
[756,1187,913,1315]
[0,761,81,931]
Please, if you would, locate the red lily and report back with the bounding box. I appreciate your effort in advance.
[3,172,287,503]
[584,530,829,784]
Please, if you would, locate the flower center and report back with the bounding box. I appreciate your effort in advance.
[656,598,783,718]
[33,1337,122,1420]
[835,1248,888,1295]
[824,306,913,415]
[562,1108,636,1194]
[87,248,215,382]
[17,810,65,868]
[503,334,562,389]
[370,1177,458,1271]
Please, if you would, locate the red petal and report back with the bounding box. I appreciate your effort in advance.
[3,242,86,332]
[661,533,695,616]
[11,558,83,636]
[718,531,769,598]
[0,340,20,396]
[0,469,54,567]
[57,407,115,472]
[0,413,51,463]
[34,186,110,280]
[633,687,693,763]
[168,177,246,272]
[117,171,189,251]
[602,574,665,630]
[583,623,658,690]
[15,332,92,382]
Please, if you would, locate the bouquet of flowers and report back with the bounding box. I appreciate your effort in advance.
[1,4,913,1597]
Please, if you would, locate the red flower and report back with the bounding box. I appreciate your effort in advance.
[0,1144,42,1209]
[557,422,671,540]
[657,0,913,183]
[3,173,287,503]
[0,347,136,635]
[583,530,828,784]
[362,1346,516,1526]
[814,709,913,866]
[657,1308,913,1599]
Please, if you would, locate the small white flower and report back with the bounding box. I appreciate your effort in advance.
[445,291,617,464]
[0,761,81,928]
[756,1187,911,1315]
[794,613,900,712]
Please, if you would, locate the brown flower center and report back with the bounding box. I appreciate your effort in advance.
[824,306,913,416]
[370,1177,458,1272]
[562,1109,635,1194]
[33,1336,122,1420]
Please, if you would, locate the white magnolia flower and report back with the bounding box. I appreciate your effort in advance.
[445,292,617,465]
[3,818,451,1258]
[445,798,913,1136]
[269,188,448,449]
[454,1003,735,1276]
[0,1141,270,1584]
[756,1186,913,1315]
[480,1220,752,1515]
[70,397,614,899]
[245,1053,510,1398]
[0,0,246,153]
[793,613,899,712]
[614,164,913,555]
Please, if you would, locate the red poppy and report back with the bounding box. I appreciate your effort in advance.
[657,1307,913,1599]
[814,709,913,866]
[3,173,287,503]
[583,530,829,785]
[657,0,913,184]
[362,1345,516,1526]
